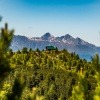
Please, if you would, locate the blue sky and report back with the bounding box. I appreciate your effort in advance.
[0,0,100,46]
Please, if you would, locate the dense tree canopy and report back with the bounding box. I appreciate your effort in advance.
[0,23,100,100]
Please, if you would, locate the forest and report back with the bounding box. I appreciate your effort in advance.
[0,23,100,100]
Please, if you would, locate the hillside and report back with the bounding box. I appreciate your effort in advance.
[0,23,99,100]
[0,48,97,100]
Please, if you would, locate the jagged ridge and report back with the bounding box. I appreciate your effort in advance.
[10,33,100,60]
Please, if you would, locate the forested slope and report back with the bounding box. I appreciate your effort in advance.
[0,23,100,100]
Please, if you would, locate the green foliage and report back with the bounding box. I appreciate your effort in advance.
[22,47,28,53]
[0,23,25,100]
[0,24,100,100]
[36,48,40,52]
[92,54,100,99]
[0,16,2,22]
[0,23,14,76]
[29,48,33,52]
[92,54,100,74]
[7,74,25,100]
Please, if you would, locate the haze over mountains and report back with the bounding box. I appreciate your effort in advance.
[11,33,100,60]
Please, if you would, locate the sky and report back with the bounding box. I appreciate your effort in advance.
[0,0,100,46]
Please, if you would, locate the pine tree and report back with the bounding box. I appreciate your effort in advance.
[0,23,25,100]
[22,47,28,53]
[0,23,14,76]
[0,16,2,22]
[92,54,100,100]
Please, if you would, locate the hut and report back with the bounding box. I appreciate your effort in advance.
[45,46,55,50]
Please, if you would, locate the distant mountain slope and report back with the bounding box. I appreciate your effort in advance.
[10,33,100,60]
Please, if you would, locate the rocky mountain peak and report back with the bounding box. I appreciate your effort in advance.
[11,33,100,60]
[41,32,54,40]
[64,34,73,39]
[75,37,87,45]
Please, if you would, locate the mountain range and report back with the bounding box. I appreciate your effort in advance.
[10,33,100,61]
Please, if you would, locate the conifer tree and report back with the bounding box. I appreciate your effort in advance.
[0,16,2,22]
[0,23,14,76]
[0,23,25,100]
[92,54,100,100]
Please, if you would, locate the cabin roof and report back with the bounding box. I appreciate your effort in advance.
[46,46,55,50]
